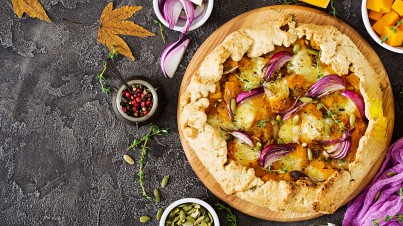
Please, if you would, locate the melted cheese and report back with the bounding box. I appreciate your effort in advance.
[207,114,236,140]
[234,101,257,130]
[300,113,325,142]
[278,119,300,143]
[233,141,260,167]
[239,57,265,89]
[264,79,290,102]
[329,96,358,119]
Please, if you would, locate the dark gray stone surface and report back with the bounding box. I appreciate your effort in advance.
[0,0,402,225]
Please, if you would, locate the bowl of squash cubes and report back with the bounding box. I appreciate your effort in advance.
[362,0,403,53]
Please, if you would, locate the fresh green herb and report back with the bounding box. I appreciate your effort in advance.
[313,51,324,79]
[381,35,389,44]
[317,71,324,79]
[390,20,403,34]
[243,79,249,83]
[257,117,270,128]
[153,19,166,43]
[215,202,238,226]
[399,187,403,200]
[400,89,403,96]
[267,166,288,174]
[329,0,337,17]
[323,105,345,132]
[127,125,169,200]
[97,50,118,95]
[372,213,403,225]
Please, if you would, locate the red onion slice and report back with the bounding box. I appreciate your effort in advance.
[308,74,345,98]
[281,101,307,120]
[179,3,205,20]
[180,0,194,33]
[235,87,265,105]
[259,144,296,169]
[341,90,366,120]
[160,35,190,78]
[324,129,354,159]
[315,129,353,145]
[230,131,253,146]
[263,51,293,81]
[227,103,234,121]
[163,0,184,29]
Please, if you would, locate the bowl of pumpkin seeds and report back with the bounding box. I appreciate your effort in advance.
[159,198,220,226]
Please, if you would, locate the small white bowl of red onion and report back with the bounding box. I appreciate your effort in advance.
[153,0,214,32]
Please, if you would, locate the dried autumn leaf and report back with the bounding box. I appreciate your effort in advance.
[98,2,155,61]
[12,0,51,22]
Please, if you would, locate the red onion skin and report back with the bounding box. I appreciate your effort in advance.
[343,138,403,226]
[235,87,264,105]
[160,36,190,78]
[308,74,345,98]
[263,51,293,81]
[231,131,253,146]
[259,144,296,168]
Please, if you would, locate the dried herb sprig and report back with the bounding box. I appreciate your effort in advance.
[283,0,298,5]
[97,50,118,95]
[371,188,403,225]
[267,166,288,174]
[153,19,166,43]
[329,0,337,17]
[215,202,238,226]
[127,125,169,200]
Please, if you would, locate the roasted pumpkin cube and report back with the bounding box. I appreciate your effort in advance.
[367,0,381,12]
[381,10,400,25]
[299,0,330,8]
[369,10,384,20]
[392,0,403,16]
[381,26,403,46]
[373,19,388,34]
[380,0,394,13]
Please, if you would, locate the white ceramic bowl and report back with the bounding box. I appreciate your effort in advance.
[159,198,220,226]
[153,0,214,32]
[361,0,403,54]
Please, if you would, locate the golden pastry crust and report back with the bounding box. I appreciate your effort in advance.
[179,15,388,214]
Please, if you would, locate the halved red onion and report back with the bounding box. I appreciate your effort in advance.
[163,0,184,29]
[259,144,296,169]
[235,87,264,105]
[179,3,204,20]
[180,0,194,33]
[230,131,253,146]
[315,129,353,145]
[263,51,293,81]
[160,35,190,78]
[279,98,307,120]
[328,138,351,159]
[341,90,366,120]
[308,74,345,98]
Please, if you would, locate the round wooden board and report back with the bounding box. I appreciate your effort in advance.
[177,5,395,222]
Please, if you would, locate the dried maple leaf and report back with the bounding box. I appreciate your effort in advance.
[98,2,154,61]
[12,0,51,22]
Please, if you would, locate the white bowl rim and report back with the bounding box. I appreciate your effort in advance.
[153,0,214,32]
[115,79,158,122]
[159,198,220,226]
[361,0,403,54]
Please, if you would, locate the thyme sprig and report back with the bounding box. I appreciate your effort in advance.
[215,202,238,226]
[127,125,169,200]
[381,20,403,44]
[257,116,270,128]
[283,0,298,4]
[153,19,166,43]
[372,213,403,226]
[329,0,337,17]
[267,166,288,174]
[97,50,118,95]
[322,105,346,133]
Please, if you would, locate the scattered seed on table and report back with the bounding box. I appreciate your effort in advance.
[156,208,163,221]
[139,215,150,223]
[154,188,161,203]
[123,154,134,165]
[161,175,170,188]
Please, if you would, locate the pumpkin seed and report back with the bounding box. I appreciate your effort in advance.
[186,216,195,223]
[188,208,197,214]
[123,154,134,165]
[277,138,285,144]
[292,115,300,125]
[374,190,381,202]
[350,114,356,127]
[387,172,397,177]
[139,215,150,223]
[161,175,170,188]
[194,216,205,224]
[156,209,163,221]
[201,221,208,226]
[307,48,319,55]
[154,188,161,203]
[307,148,313,161]
[230,99,236,113]
[293,44,300,54]
[287,69,295,75]
[183,222,192,226]
[324,123,331,136]
[179,210,186,221]
[193,204,200,209]
[276,115,282,122]
[299,97,313,103]
[256,142,262,151]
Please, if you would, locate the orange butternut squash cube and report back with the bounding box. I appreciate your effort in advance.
[367,0,381,12]
[299,0,330,8]
[369,10,384,20]
[381,10,400,25]
[381,26,403,46]
[380,0,394,13]
[373,19,388,34]
[392,0,403,16]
